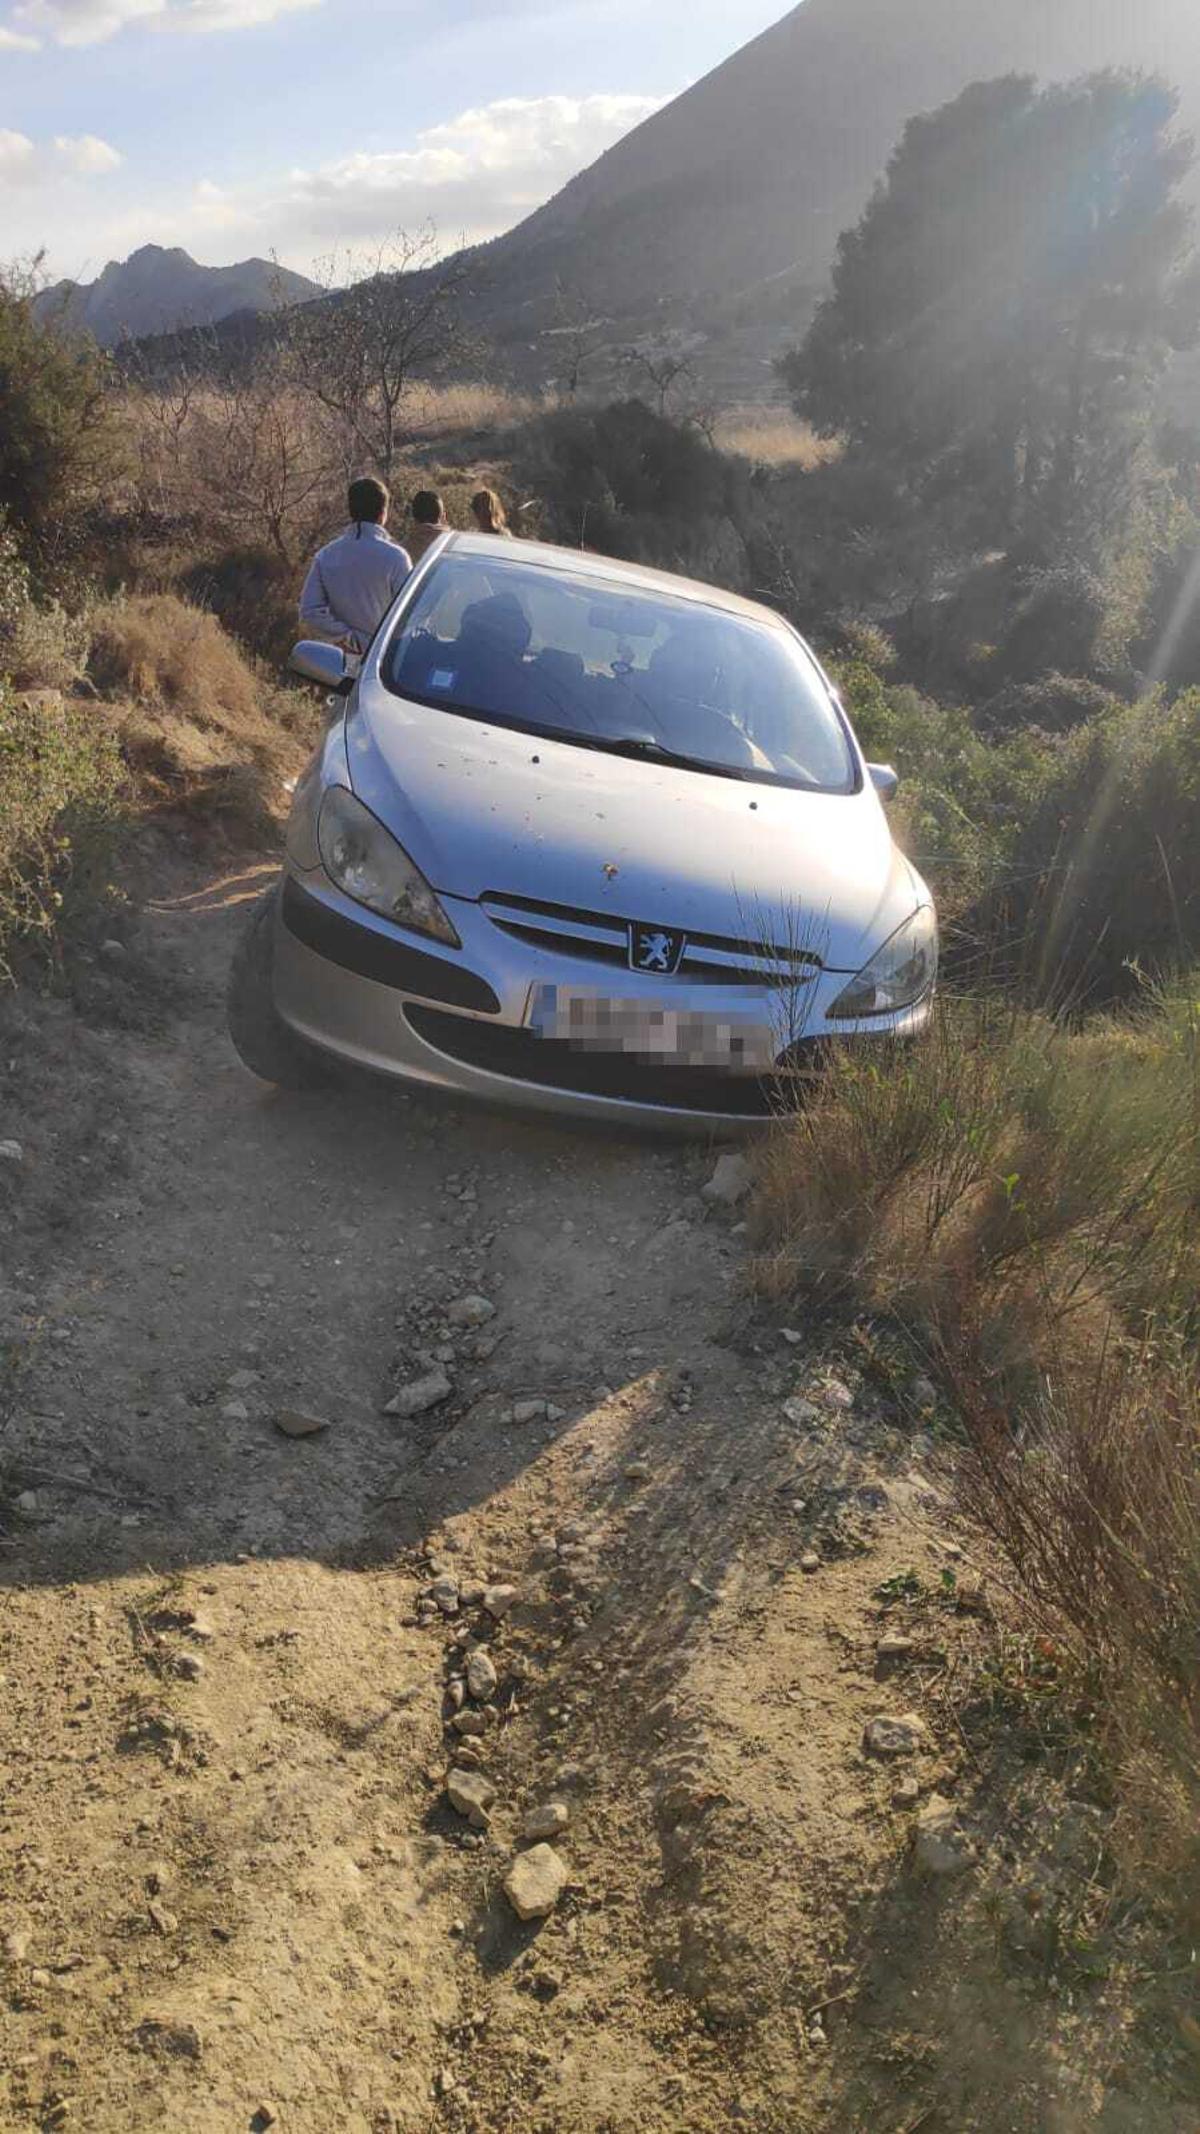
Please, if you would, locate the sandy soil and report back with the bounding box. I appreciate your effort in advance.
[1,840,1195,2134]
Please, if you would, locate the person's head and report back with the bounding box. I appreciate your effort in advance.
[411,489,446,529]
[348,475,389,527]
[471,486,508,535]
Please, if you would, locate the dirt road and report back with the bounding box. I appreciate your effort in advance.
[0,849,1189,2133]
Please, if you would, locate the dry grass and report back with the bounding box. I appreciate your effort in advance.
[713,404,840,469]
[86,592,317,828]
[751,983,1200,1918]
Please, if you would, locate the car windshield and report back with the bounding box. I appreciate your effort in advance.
[381,554,857,793]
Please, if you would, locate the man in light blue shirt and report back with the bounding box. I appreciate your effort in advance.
[299,476,413,655]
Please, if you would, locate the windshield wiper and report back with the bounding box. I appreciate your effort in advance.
[581,734,747,780]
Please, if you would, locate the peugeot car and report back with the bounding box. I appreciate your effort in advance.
[227,533,936,1128]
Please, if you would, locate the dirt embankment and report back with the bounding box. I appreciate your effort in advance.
[1,849,1195,2134]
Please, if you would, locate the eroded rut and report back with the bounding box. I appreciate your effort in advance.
[1,853,1172,2134]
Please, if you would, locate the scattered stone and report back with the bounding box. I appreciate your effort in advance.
[135,2017,202,2061]
[863,1713,926,1758]
[522,1800,570,1843]
[147,1902,178,1936]
[466,1650,498,1703]
[784,1398,820,1429]
[915,1793,974,1875]
[702,1152,753,1207]
[892,1776,921,1809]
[445,1768,494,1829]
[807,2021,827,2051]
[444,1679,465,1713]
[274,1409,329,1440]
[221,1401,250,1423]
[100,938,128,963]
[4,1928,30,1961]
[820,1379,854,1412]
[509,1398,564,1426]
[482,1583,519,1620]
[385,1370,452,1419]
[447,1295,495,1329]
[554,1762,586,1789]
[624,1460,651,1482]
[877,1632,915,1660]
[503,1844,568,1922]
[227,1369,259,1392]
[14,1490,39,1515]
[800,1551,821,1574]
[780,1328,803,1346]
[174,1653,205,1682]
[426,1576,460,1615]
[254,2107,279,2130]
[0,1140,24,1166]
[145,1864,173,1895]
[452,1710,486,1738]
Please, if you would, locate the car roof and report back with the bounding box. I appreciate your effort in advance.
[438,531,791,631]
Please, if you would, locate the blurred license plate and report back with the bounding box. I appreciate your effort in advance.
[528,986,775,1069]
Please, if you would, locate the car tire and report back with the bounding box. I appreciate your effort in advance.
[227,887,332,1090]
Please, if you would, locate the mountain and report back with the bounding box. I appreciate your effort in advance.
[35,245,321,348]
[461,0,1200,390]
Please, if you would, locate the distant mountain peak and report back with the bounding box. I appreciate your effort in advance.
[34,245,320,348]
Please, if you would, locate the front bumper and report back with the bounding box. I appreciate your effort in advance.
[271,869,933,1132]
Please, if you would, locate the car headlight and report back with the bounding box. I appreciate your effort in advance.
[317,786,460,947]
[828,905,937,1020]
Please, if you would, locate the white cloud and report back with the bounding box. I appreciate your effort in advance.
[10,0,318,46]
[0,128,123,185]
[185,90,666,259]
[0,22,40,45]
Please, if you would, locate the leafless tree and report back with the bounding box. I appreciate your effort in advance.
[546,282,608,401]
[622,344,698,420]
[188,347,330,565]
[286,225,477,481]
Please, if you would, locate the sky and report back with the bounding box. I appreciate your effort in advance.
[0,0,788,283]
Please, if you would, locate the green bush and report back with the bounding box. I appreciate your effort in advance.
[0,271,116,569]
[0,678,123,972]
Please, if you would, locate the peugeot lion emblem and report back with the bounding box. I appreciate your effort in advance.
[630,924,685,975]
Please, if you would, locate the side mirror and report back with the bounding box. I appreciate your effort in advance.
[868,762,899,803]
[289,641,351,693]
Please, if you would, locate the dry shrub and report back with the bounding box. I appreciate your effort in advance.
[0,596,89,694]
[955,1346,1200,1913]
[752,982,1200,1913]
[714,405,840,470]
[0,676,123,971]
[86,593,316,828]
[89,593,261,733]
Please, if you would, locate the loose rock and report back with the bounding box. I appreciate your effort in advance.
[466,1650,498,1702]
[0,1140,24,1165]
[784,1398,821,1428]
[385,1370,453,1419]
[522,1800,570,1843]
[446,1768,495,1829]
[877,1632,915,1660]
[863,1712,926,1758]
[174,1653,205,1682]
[503,1844,568,1921]
[800,1550,821,1574]
[426,1576,459,1615]
[915,1793,974,1875]
[701,1152,753,1207]
[452,1710,486,1738]
[274,1409,329,1440]
[482,1583,519,1620]
[447,1295,495,1329]
[892,1776,922,1809]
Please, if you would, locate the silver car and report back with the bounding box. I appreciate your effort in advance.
[228,534,936,1129]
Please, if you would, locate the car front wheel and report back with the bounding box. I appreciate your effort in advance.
[227,887,332,1090]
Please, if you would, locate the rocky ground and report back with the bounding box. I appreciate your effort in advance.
[1,832,1195,2133]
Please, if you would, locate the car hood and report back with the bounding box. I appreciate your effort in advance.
[348,689,923,972]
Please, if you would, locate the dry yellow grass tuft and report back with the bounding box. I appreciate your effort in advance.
[713,404,840,469]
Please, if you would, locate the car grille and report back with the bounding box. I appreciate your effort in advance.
[480,892,822,987]
[404,1004,818,1118]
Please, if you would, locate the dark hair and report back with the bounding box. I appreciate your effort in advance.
[411,489,445,526]
[471,486,508,534]
[348,475,389,525]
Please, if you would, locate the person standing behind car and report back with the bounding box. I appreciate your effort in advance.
[471,487,514,537]
[299,476,412,655]
[407,489,448,564]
